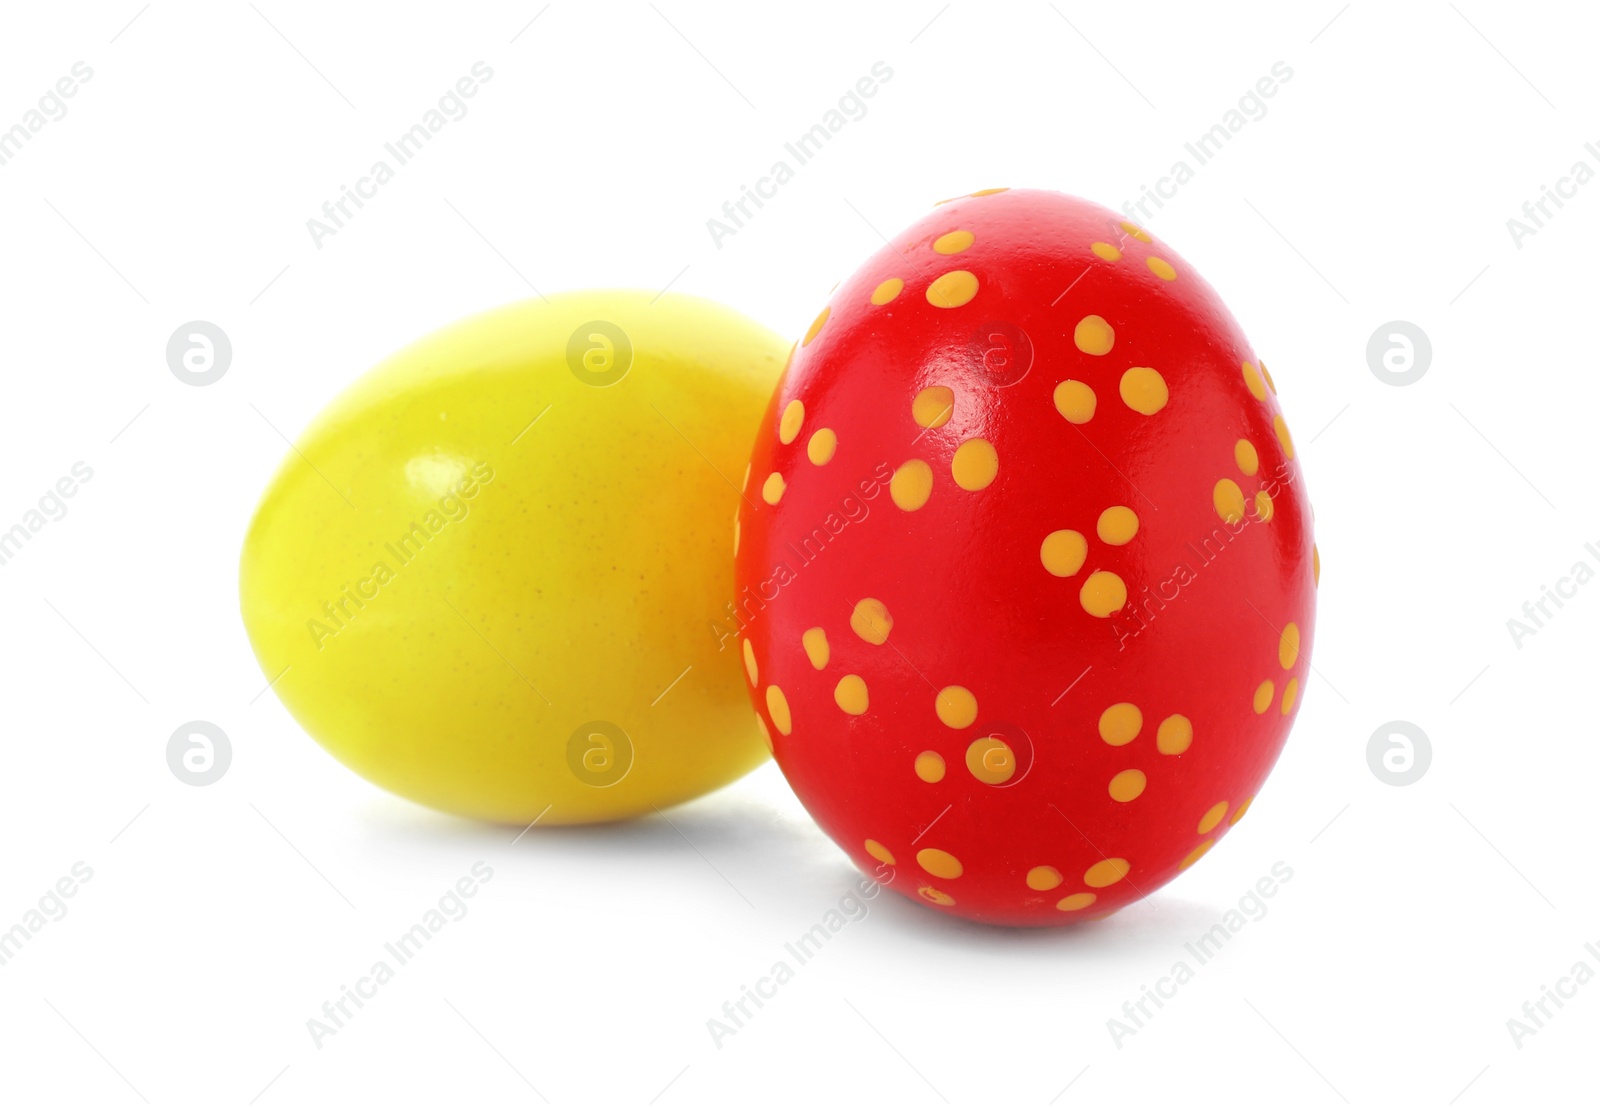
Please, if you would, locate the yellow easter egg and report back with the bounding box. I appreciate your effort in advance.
[240,291,785,823]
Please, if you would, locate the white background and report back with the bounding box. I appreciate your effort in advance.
[0,1,1594,1104]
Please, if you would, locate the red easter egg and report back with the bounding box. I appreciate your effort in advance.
[734,189,1316,926]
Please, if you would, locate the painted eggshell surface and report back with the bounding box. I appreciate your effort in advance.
[242,291,786,824]
[735,189,1316,926]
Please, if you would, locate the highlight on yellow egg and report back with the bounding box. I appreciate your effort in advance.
[239,291,787,824]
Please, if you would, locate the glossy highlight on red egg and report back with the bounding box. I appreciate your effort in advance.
[735,188,1317,927]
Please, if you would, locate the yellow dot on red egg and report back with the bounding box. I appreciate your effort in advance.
[1147,256,1177,281]
[1027,866,1063,891]
[1274,413,1295,459]
[917,848,963,879]
[1119,220,1152,243]
[1280,623,1300,669]
[1091,241,1122,262]
[755,713,772,752]
[1198,802,1229,834]
[1314,544,1321,586]
[1281,677,1300,715]
[914,750,946,783]
[933,229,974,254]
[871,277,904,305]
[1262,361,1277,393]
[952,438,998,490]
[765,685,792,735]
[1080,570,1127,617]
[1120,367,1168,415]
[1235,439,1259,476]
[926,270,979,308]
[919,886,955,905]
[1057,892,1097,911]
[834,674,869,715]
[1253,680,1274,714]
[1084,858,1130,887]
[912,385,955,429]
[1156,714,1193,755]
[965,736,1016,785]
[779,399,805,444]
[935,686,978,729]
[802,627,829,669]
[1213,478,1245,523]
[1255,490,1274,521]
[1054,379,1097,423]
[890,459,933,511]
[1180,841,1214,869]
[970,187,1009,196]
[804,306,829,346]
[1097,505,1139,545]
[851,598,893,645]
[1040,529,1088,577]
[864,839,895,865]
[1099,702,1142,746]
[807,428,837,465]
[741,639,758,687]
[1074,314,1114,355]
[1231,797,1254,825]
[1109,768,1147,802]
[733,516,740,556]
[1242,361,1267,400]
[762,472,786,505]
